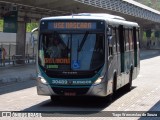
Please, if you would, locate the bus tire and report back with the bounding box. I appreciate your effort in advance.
[50,96,61,102]
[107,73,117,102]
[125,70,133,91]
[107,93,113,103]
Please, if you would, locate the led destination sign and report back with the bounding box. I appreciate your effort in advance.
[48,22,97,30]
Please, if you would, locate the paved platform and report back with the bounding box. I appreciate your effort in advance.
[0,64,36,86]
[0,49,159,86]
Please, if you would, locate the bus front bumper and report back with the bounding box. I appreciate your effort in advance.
[37,81,107,97]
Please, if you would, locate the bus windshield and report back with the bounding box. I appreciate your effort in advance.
[38,32,104,71]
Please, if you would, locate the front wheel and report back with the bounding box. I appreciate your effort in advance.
[107,74,117,102]
[50,96,61,102]
[125,71,133,91]
[106,93,113,102]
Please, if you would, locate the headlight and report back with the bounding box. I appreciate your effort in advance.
[37,76,48,84]
[94,76,104,85]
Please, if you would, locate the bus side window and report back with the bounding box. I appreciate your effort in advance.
[129,29,134,50]
[125,29,129,51]
[123,29,126,51]
[116,28,120,53]
[136,29,140,50]
[112,27,117,54]
[107,27,113,57]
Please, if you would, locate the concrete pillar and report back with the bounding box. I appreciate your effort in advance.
[16,21,26,64]
[146,29,152,49]
[139,28,143,49]
[155,31,160,48]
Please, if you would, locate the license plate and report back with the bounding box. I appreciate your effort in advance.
[64,92,76,96]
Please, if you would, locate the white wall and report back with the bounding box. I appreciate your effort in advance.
[0,32,31,43]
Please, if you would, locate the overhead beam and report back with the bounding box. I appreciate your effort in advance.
[0,0,160,28]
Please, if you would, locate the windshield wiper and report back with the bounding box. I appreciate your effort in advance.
[78,31,89,52]
[67,36,71,51]
[76,31,89,62]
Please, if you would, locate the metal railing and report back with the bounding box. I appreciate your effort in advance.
[0,42,37,66]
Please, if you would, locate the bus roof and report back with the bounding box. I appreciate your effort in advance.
[41,13,139,27]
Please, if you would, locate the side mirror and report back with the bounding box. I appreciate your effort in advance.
[108,36,113,45]
[107,27,112,36]
[30,27,38,48]
[30,35,35,48]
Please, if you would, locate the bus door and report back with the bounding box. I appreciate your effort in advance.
[137,29,140,73]
[119,25,125,73]
[124,28,130,84]
[107,27,114,82]
[118,25,125,84]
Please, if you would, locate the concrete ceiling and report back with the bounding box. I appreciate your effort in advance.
[0,0,160,29]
